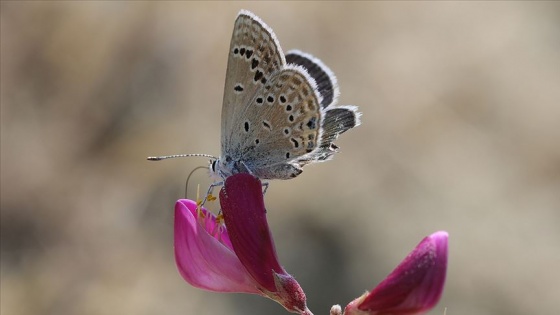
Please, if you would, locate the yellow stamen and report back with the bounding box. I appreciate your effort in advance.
[196,184,204,218]
[216,212,224,225]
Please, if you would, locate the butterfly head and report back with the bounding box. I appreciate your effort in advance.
[210,155,254,180]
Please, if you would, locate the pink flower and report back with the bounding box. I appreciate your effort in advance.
[344,231,448,315]
[174,173,312,315]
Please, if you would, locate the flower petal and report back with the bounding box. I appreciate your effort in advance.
[272,271,313,315]
[345,231,448,315]
[220,173,311,314]
[219,174,284,293]
[174,199,260,293]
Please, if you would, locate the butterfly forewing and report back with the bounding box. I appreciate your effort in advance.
[221,10,286,156]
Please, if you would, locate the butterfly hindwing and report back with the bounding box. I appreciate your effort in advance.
[233,66,324,179]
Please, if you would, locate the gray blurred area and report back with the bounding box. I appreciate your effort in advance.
[2,2,560,315]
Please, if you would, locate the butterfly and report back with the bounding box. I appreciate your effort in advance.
[149,10,360,183]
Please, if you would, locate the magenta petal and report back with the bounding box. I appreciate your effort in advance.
[219,173,284,293]
[220,173,311,314]
[346,231,448,315]
[272,272,312,315]
[174,199,260,293]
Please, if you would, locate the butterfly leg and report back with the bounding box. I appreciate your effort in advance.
[237,160,269,195]
[201,180,223,206]
[261,181,269,195]
[237,161,269,195]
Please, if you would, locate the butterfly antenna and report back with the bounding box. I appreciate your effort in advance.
[185,165,210,199]
[147,153,217,161]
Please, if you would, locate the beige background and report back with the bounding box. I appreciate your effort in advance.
[2,2,559,315]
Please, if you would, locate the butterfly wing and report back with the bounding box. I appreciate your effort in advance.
[221,10,286,158]
[286,49,340,108]
[218,11,360,180]
[233,65,325,179]
[286,50,361,164]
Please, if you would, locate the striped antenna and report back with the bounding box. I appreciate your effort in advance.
[147,153,217,161]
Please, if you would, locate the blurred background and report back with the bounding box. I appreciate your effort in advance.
[2,2,559,315]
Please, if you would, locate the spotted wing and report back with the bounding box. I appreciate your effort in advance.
[309,105,361,162]
[231,65,324,179]
[286,50,361,164]
[221,10,286,157]
[286,49,339,108]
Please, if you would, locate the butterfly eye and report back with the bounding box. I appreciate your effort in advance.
[210,160,217,172]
